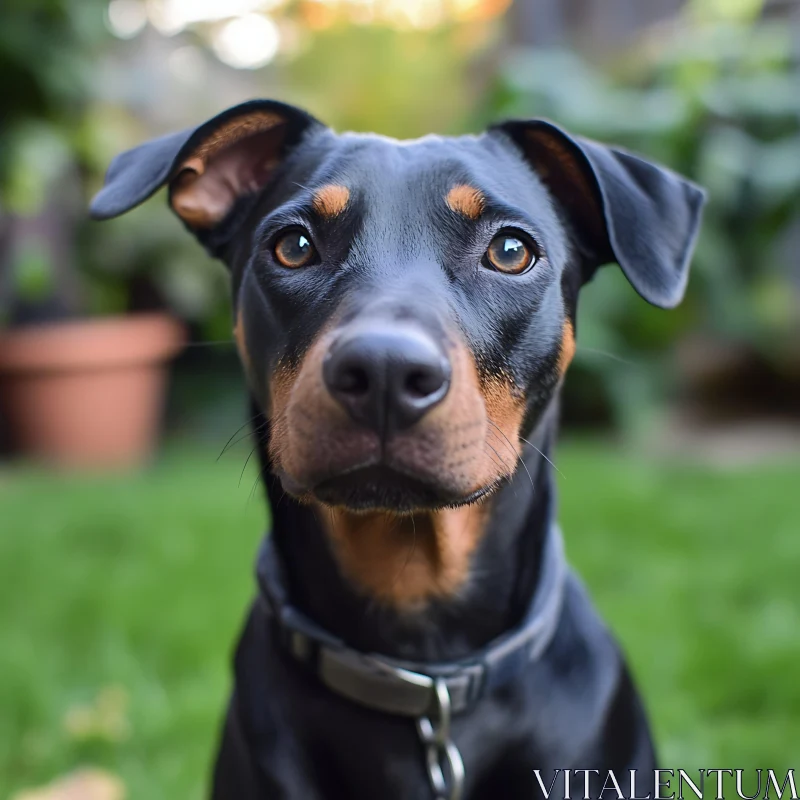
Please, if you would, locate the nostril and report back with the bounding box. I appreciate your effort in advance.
[323,326,451,433]
[404,367,443,399]
[337,365,370,396]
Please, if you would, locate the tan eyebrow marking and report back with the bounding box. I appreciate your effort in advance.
[312,184,350,218]
[445,184,486,220]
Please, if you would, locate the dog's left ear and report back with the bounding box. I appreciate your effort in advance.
[492,120,706,309]
[90,99,323,248]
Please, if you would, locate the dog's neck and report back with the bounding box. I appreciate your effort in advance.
[253,401,559,663]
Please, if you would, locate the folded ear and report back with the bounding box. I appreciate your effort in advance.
[492,120,706,309]
[90,99,323,234]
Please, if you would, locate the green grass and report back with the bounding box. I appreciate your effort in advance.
[1,441,798,798]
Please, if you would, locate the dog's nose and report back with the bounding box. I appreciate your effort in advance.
[323,325,451,435]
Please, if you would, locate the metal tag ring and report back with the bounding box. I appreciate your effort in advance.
[416,678,465,800]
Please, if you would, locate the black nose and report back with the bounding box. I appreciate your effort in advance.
[323,325,451,435]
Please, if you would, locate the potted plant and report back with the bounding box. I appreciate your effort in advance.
[0,182,186,469]
[0,0,189,469]
[0,313,184,470]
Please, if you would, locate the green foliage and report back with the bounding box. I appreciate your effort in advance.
[0,0,108,210]
[77,201,233,337]
[278,22,493,137]
[0,0,123,323]
[487,16,800,427]
[11,241,56,303]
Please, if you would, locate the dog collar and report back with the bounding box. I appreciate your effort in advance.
[256,519,566,799]
[255,518,567,720]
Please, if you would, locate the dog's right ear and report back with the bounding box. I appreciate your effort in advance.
[90,99,323,238]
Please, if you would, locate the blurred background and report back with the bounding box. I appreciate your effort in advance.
[0,0,798,798]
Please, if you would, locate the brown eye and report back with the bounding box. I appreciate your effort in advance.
[484,232,537,274]
[274,229,317,268]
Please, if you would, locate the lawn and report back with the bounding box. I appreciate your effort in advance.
[1,441,798,798]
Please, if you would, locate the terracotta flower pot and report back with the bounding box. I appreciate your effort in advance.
[0,313,185,469]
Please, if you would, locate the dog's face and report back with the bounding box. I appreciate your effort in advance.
[235,131,574,512]
[93,101,704,517]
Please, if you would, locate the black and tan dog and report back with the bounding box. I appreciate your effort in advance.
[91,100,704,799]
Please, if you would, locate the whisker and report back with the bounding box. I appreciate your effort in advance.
[517,432,565,479]
[220,426,263,459]
[483,440,510,474]
[248,461,271,504]
[576,345,637,367]
[239,444,258,488]
[217,413,264,461]
[487,421,535,493]
[482,443,517,499]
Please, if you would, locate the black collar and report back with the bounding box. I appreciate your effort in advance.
[256,517,568,720]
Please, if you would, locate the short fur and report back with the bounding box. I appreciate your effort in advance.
[92,99,705,799]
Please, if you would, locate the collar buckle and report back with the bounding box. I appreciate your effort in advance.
[317,646,487,718]
[319,647,436,717]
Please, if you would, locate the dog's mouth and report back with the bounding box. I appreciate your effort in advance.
[306,464,498,513]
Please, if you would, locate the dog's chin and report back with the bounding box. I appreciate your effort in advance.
[289,464,496,513]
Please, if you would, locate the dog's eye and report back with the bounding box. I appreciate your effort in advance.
[484,232,537,275]
[273,229,317,268]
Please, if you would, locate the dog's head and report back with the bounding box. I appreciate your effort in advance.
[93,100,704,514]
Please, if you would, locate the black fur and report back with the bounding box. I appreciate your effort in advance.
[92,100,705,799]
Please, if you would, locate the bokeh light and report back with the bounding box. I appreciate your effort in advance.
[106,0,148,38]
[126,0,511,58]
[212,13,282,69]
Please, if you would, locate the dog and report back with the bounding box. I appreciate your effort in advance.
[91,100,705,799]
